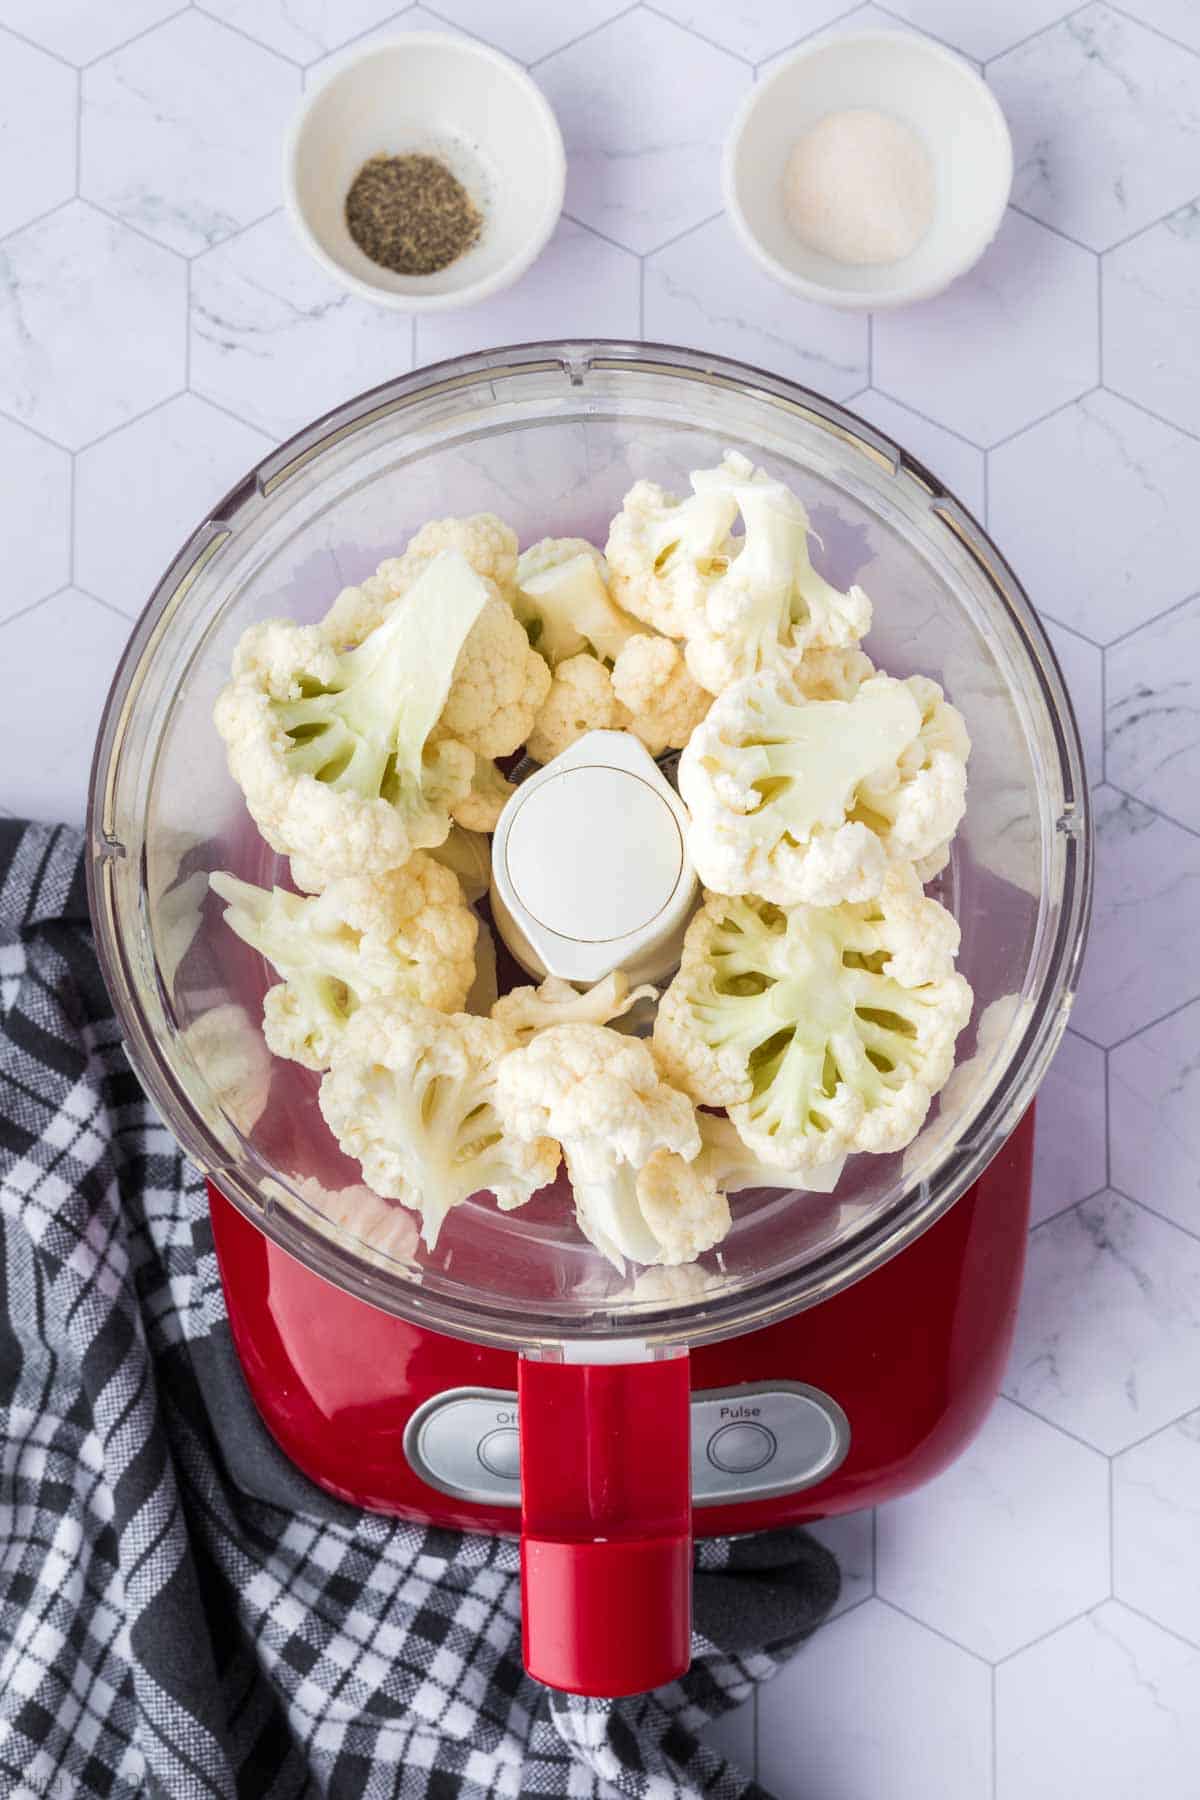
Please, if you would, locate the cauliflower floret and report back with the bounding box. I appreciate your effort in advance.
[853,674,970,872]
[605,475,740,639]
[679,668,967,906]
[319,1000,559,1248]
[491,970,657,1039]
[427,823,491,903]
[435,592,551,759]
[181,1002,272,1134]
[631,1148,732,1266]
[789,645,876,701]
[610,633,712,754]
[495,1023,704,1268]
[515,538,641,666]
[652,871,973,1170]
[694,1111,845,1195]
[210,854,478,1070]
[527,653,622,764]
[214,551,487,888]
[323,514,519,646]
[606,453,871,696]
[450,757,517,832]
[682,453,873,696]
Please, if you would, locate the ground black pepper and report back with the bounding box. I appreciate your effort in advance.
[345,153,482,276]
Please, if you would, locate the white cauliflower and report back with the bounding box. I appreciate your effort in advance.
[494,1023,707,1268]
[210,855,478,1070]
[491,970,657,1039]
[605,452,871,696]
[679,669,968,906]
[630,1149,732,1267]
[789,645,876,701]
[181,1002,272,1134]
[319,1000,560,1248]
[214,551,487,888]
[694,1111,845,1195]
[289,1175,420,1269]
[652,870,972,1170]
[450,757,516,832]
[464,917,499,1016]
[527,653,623,764]
[323,514,520,645]
[605,471,740,639]
[611,633,711,754]
[515,538,641,666]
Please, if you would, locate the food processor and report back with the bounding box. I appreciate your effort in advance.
[87,342,1090,1699]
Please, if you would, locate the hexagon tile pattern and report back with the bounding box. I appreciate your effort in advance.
[2,3,1200,1790]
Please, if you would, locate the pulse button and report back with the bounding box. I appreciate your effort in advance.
[706,1421,777,1474]
[476,1426,521,1480]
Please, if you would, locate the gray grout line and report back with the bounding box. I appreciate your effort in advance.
[1027,603,1106,650]
[867,385,991,454]
[1116,1597,1200,1655]
[0,403,78,456]
[79,196,193,262]
[75,69,83,195]
[992,1600,1102,1668]
[1097,253,1105,384]
[990,1665,998,1800]
[1100,638,1108,784]
[67,454,76,587]
[876,1595,993,1665]
[984,0,1092,70]
[560,212,639,258]
[302,3,422,78]
[190,4,305,68]
[80,5,192,70]
[1104,779,1200,844]
[641,208,724,261]
[1104,0,1200,64]
[80,588,140,625]
[642,1,753,65]
[1001,1390,1114,1461]
[528,0,641,69]
[981,448,990,528]
[1108,1459,1115,1598]
[1006,202,1100,258]
[1029,1179,1112,1233]
[1102,1389,1200,1460]
[0,197,77,250]
[870,1507,877,1594]
[1102,585,1200,651]
[754,0,878,74]
[1102,1042,1112,1189]
[987,384,1103,457]
[189,390,280,442]
[68,389,189,458]
[1108,1184,1200,1252]
[1107,383,1200,455]
[0,18,77,70]
[1098,190,1200,260]
[0,586,74,634]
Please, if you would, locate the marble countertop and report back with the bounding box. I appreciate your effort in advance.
[2,2,1199,1794]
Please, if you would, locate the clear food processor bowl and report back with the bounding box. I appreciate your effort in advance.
[87,342,1091,1353]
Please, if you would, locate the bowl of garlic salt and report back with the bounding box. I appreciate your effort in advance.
[722,30,1012,310]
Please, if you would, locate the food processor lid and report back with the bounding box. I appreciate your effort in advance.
[86,340,1092,1352]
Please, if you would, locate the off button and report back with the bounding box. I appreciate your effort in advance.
[706,1421,777,1474]
[477,1426,521,1480]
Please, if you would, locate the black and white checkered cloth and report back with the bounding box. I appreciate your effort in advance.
[0,821,839,1800]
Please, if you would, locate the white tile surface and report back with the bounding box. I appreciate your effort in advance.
[538,11,750,253]
[0,417,71,621]
[991,3,1200,253]
[81,12,299,256]
[1030,1030,1108,1226]
[190,212,412,437]
[644,214,868,398]
[0,201,186,449]
[873,209,1098,446]
[1103,204,1200,435]
[877,1399,1109,1657]
[1109,1000,1200,1238]
[197,0,406,64]
[848,389,986,518]
[2,590,132,826]
[1073,785,1200,1047]
[415,217,639,365]
[1106,594,1200,831]
[1005,1191,1200,1453]
[996,1603,1200,1800]
[1114,1411,1200,1645]
[758,1601,991,1800]
[2,4,1200,1784]
[650,0,846,63]
[74,395,270,616]
[0,0,183,64]
[0,32,76,239]
[989,390,1200,643]
[428,0,632,64]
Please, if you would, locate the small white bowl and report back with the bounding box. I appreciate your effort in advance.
[284,33,566,312]
[723,31,1012,310]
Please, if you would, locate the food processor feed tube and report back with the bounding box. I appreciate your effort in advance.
[519,1346,693,1696]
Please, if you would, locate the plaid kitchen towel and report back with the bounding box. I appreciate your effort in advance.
[0,821,839,1800]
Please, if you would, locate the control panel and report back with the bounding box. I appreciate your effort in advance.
[403,1381,850,1507]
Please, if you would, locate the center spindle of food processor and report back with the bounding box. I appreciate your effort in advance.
[490,729,698,985]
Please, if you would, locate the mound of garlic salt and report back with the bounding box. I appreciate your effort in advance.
[783,108,935,267]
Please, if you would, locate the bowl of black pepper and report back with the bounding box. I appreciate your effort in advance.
[284,33,566,311]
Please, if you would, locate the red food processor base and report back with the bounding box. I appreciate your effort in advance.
[208,1108,1033,1541]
